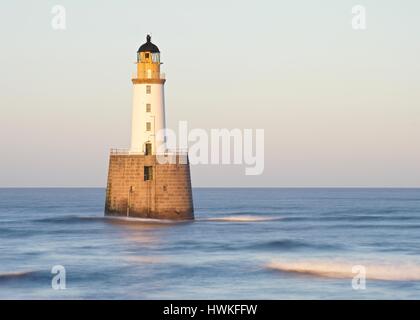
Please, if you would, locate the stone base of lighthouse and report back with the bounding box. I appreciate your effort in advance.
[105,153,194,220]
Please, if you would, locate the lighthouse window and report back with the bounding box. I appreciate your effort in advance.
[145,143,152,155]
[146,122,152,131]
[146,103,151,112]
[146,85,151,94]
[144,166,153,181]
[152,53,160,63]
[145,53,150,59]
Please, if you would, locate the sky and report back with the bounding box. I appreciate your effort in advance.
[0,0,419,187]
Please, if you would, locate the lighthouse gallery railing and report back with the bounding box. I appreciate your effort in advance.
[131,72,166,80]
[110,148,188,156]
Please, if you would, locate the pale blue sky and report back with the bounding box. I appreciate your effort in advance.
[0,0,419,187]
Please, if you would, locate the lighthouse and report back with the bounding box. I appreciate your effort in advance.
[104,35,194,220]
[130,34,166,155]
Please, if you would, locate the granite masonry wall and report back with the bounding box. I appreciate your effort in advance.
[105,154,194,220]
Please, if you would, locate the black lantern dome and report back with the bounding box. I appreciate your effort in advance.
[137,35,160,53]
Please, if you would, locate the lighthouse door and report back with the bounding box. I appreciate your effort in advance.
[145,143,152,155]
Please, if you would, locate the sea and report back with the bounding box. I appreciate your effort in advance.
[0,188,419,299]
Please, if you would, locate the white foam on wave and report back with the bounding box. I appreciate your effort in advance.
[266,260,420,281]
[204,215,278,222]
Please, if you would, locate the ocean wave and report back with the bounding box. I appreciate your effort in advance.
[31,214,278,224]
[32,215,191,225]
[266,260,420,281]
[203,209,284,215]
[32,215,105,224]
[123,256,165,264]
[0,271,36,281]
[281,215,420,223]
[203,215,279,222]
[106,216,189,224]
[250,240,342,251]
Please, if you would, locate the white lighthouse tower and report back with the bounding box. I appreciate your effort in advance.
[130,35,166,155]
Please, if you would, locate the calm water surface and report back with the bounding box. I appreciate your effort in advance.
[0,188,419,299]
